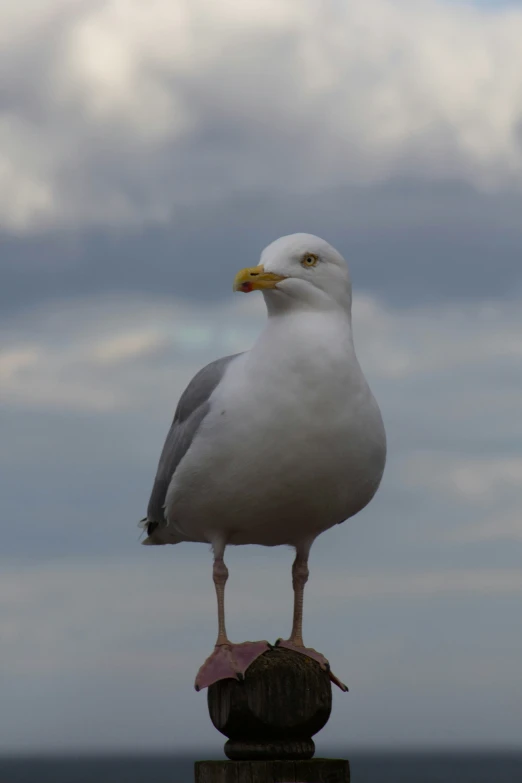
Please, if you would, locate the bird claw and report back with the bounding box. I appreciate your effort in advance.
[194,640,270,691]
[275,638,348,692]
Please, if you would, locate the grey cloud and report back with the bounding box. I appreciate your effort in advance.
[2,0,522,314]
[2,290,521,566]
[3,1,522,230]
[3,0,522,752]
[0,554,521,751]
[2,287,522,750]
[2,180,522,319]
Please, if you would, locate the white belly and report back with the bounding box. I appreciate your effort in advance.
[164,313,386,547]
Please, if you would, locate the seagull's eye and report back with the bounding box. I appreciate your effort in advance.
[301,253,318,268]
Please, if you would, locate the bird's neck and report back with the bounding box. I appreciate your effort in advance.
[263,289,352,320]
[254,307,356,367]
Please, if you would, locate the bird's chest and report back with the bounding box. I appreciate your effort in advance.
[168,321,384,538]
[209,342,363,480]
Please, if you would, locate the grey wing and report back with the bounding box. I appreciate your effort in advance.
[141,353,241,540]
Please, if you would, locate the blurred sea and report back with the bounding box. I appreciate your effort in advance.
[0,752,520,783]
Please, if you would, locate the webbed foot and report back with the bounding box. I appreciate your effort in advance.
[195,640,270,691]
[275,638,348,692]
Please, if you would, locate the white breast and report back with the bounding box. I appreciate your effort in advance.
[165,310,386,547]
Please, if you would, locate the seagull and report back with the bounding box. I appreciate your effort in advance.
[140,233,386,692]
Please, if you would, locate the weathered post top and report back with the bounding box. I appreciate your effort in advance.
[195,647,350,783]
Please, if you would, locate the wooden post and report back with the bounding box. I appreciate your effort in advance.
[195,647,350,783]
[195,759,350,783]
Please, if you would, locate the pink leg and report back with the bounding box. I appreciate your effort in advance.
[194,542,269,691]
[213,556,230,646]
[277,544,348,693]
[288,552,309,646]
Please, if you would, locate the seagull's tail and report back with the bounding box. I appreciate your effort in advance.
[138,517,161,546]
[138,517,183,545]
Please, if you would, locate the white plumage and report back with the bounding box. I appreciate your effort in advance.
[141,233,386,691]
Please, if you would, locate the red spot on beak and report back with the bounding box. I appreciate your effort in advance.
[241,282,254,292]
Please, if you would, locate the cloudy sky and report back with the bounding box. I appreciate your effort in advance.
[2,0,522,756]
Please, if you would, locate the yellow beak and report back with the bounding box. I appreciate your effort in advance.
[233,265,286,293]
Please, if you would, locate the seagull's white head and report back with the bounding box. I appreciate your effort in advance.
[233,233,352,313]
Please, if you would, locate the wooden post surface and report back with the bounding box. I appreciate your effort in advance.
[195,647,349,783]
[195,758,350,783]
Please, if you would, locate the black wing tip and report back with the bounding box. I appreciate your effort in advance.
[138,517,160,538]
[146,520,159,537]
